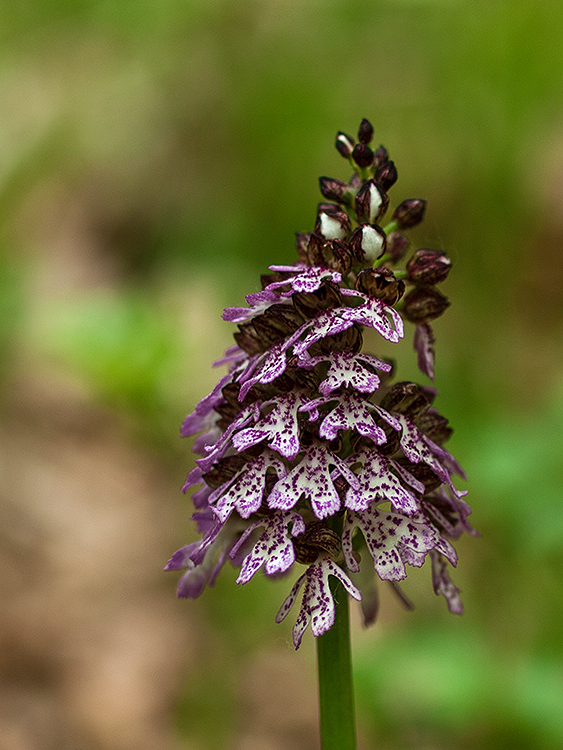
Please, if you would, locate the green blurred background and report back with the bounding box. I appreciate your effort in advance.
[1,1,563,748]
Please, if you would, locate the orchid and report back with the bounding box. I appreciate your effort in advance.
[166,118,474,748]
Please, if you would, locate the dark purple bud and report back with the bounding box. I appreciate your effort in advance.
[357,118,374,144]
[375,160,398,191]
[306,234,352,276]
[293,522,341,564]
[372,145,389,169]
[406,249,451,285]
[315,202,352,240]
[335,131,355,158]
[403,287,450,324]
[355,267,405,306]
[354,180,389,223]
[395,457,442,493]
[235,321,269,355]
[318,176,352,205]
[392,199,427,229]
[379,381,430,419]
[203,455,246,489]
[348,223,387,263]
[295,232,312,263]
[252,304,304,347]
[318,322,363,355]
[352,142,374,168]
[292,282,343,318]
[416,408,453,445]
[386,232,410,264]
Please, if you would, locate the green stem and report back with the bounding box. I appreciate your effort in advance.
[316,578,357,750]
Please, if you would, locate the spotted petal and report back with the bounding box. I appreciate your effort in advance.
[275,558,362,649]
[301,391,400,445]
[222,290,279,323]
[211,450,288,522]
[340,290,404,342]
[342,507,439,580]
[268,444,360,520]
[305,350,392,395]
[231,510,306,584]
[265,264,342,294]
[233,391,307,459]
[345,449,420,514]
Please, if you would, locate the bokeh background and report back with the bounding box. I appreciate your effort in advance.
[1,1,563,748]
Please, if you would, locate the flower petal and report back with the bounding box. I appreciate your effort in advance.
[268,444,359,520]
[343,507,439,581]
[233,510,305,584]
[345,449,420,514]
[275,558,361,648]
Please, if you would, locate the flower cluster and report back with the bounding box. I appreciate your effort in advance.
[166,119,475,649]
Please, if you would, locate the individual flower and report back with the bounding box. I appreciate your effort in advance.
[166,118,474,647]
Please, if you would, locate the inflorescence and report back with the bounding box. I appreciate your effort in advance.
[166,119,475,649]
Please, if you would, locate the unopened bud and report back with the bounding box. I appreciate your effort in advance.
[252,304,304,347]
[355,267,405,306]
[293,522,341,564]
[354,180,389,223]
[348,223,387,263]
[352,142,374,168]
[417,408,453,444]
[392,199,427,229]
[373,145,389,169]
[335,131,355,158]
[395,457,442,493]
[380,381,430,419]
[318,176,352,205]
[307,234,352,276]
[406,249,451,285]
[203,455,246,489]
[315,203,351,240]
[375,160,398,191]
[403,287,450,324]
[357,118,374,144]
[292,282,343,318]
[386,232,410,264]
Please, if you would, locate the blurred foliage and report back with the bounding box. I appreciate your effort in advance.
[1,0,563,748]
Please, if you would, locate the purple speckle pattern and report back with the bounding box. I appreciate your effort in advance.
[301,391,397,445]
[306,350,392,395]
[268,443,360,519]
[275,558,362,649]
[231,510,306,584]
[167,123,472,643]
[342,507,439,580]
[211,450,288,522]
[266,264,342,294]
[344,449,420,514]
[233,391,308,459]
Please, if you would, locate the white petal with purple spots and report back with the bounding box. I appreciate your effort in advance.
[268,444,360,520]
[211,451,288,522]
[275,558,362,648]
[233,391,308,459]
[342,507,438,580]
[344,449,420,514]
[231,510,306,584]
